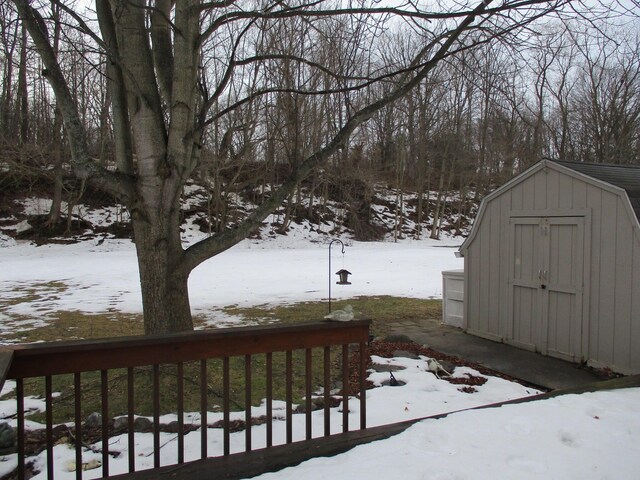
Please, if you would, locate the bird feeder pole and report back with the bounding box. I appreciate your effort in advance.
[328,239,345,313]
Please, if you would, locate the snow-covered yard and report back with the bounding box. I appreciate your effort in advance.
[0,234,463,327]
[1,235,639,479]
[253,387,640,480]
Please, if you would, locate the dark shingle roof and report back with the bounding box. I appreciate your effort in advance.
[553,160,640,222]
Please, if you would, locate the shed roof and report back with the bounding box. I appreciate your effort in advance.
[553,160,640,222]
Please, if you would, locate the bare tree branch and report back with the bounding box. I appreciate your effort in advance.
[12,0,135,202]
[184,0,500,269]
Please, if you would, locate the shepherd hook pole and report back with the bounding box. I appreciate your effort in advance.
[328,239,345,313]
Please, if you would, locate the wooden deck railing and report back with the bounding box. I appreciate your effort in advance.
[0,320,371,480]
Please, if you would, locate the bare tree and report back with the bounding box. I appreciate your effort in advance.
[537,25,578,161]
[573,31,640,163]
[13,0,578,334]
[0,3,20,137]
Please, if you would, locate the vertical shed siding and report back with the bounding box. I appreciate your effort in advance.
[534,170,547,209]
[466,219,482,334]
[558,171,573,207]
[631,238,640,370]
[498,192,512,335]
[478,208,492,333]
[613,196,633,370]
[517,175,536,212]
[511,180,523,210]
[595,190,616,365]
[465,196,503,339]
[488,197,501,334]
[464,162,640,373]
[547,168,560,208]
[572,177,588,209]
[585,185,602,363]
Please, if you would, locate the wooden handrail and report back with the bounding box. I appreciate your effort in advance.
[6,320,371,377]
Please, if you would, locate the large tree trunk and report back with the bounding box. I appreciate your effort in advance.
[16,23,28,143]
[48,150,64,227]
[133,208,193,334]
[115,0,194,334]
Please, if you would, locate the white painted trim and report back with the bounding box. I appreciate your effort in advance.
[509,208,590,218]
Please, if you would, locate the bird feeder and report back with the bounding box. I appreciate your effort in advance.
[335,269,352,285]
[328,239,350,313]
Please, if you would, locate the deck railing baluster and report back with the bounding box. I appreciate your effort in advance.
[101,369,109,477]
[342,344,349,433]
[266,352,273,448]
[153,364,160,468]
[305,348,312,440]
[177,362,184,464]
[74,373,82,480]
[127,367,134,473]
[45,375,53,480]
[17,378,24,480]
[200,360,207,459]
[245,354,252,452]
[285,350,293,444]
[359,342,367,429]
[323,346,330,437]
[223,357,230,456]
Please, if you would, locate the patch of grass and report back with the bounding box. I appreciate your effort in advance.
[2,311,144,344]
[1,281,144,343]
[56,310,144,338]
[0,282,69,313]
[0,281,69,306]
[221,296,442,337]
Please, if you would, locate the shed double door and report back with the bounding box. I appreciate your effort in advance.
[508,216,585,361]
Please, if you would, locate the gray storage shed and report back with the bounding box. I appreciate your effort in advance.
[458,160,640,374]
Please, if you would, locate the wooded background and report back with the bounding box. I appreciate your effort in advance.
[2,2,639,241]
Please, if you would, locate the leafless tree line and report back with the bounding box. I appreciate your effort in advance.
[2,6,638,226]
[1,1,636,332]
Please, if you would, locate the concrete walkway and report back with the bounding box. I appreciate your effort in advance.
[385,318,603,391]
